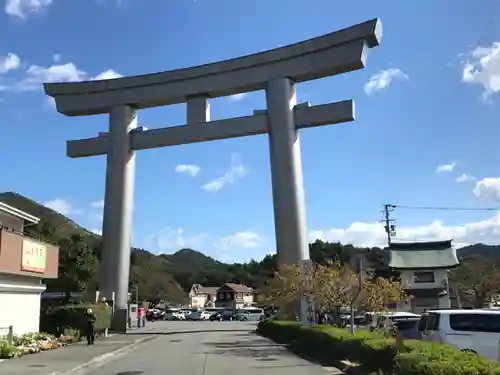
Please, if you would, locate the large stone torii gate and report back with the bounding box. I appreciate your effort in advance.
[45,18,382,332]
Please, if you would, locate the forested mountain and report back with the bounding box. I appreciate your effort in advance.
[1,191,499,305]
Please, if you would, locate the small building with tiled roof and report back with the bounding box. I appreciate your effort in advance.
[215,283,254,309]
[188,284,218,308]
[389,239,459,313]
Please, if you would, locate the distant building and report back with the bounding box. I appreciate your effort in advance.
[389,240,459,314]
[215,283,254,309]
[0,201,59,335]
[252,288,264,304]
[188,284,218,308]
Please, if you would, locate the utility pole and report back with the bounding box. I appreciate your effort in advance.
[381,204,396,247]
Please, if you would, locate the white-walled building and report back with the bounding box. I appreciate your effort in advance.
[389,240,459,314]
[0,201,59,336]
[188,284,218,308]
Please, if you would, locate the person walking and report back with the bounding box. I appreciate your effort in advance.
[138,304,145,327]
[84,308,97,345]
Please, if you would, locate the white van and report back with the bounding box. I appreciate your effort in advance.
[419,309,500,361]
[370,312,420,331]
[238,308,265,321]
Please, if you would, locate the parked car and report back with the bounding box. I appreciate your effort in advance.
[189,310,212,321]
[165,308,185,321]
[393,319,421,339]
[172,311,186,320]
[146,308,165,321]
[182,309,195,320]
[419,309,500,361]
[370,312,420,332]
[185,308,204,320]
[238,308,265,321]
[209,310,238,321]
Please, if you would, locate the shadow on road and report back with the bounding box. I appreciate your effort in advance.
[203,336,296,362]
[204,334,345,371]
[230,332,259,337]
[125,329,251,336]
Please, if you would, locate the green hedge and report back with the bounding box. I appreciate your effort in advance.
[40,303,112,337]
[257,320,500,375]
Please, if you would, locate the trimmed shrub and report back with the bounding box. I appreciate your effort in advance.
[40,303,112,337]
[257,320,500,375]
[0,341,19,359]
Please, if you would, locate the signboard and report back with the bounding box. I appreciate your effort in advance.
[21,239,47,273]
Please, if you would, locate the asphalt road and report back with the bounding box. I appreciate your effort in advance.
[86,320,339,375]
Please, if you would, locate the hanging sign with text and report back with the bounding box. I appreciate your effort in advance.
[21,239,47,273]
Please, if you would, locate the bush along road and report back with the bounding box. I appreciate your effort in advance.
[0,302,113,359]
[256,320,500,375]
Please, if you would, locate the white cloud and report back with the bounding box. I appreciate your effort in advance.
[2,62,122,92]
[53,54,61,62]
[462,42,500,100]
[17,62,87,91]
[364,68,409,95]
[175,164,200,177]
[5,0,52,19]
[95,0,129,7]
[215,231,263,251]
[473,177,500,203]
[309,213,500,249]
[435,162,456,173]
[202,154,247,192]
[145,228,266,262]
[91,228,102,236]
[228,93,247,101]
[91,200,105,209]
[213,231,266,263]
[456,173,476,183]
[92,69,123,80]
[0,53,21,74]
[151,227,208,252]
[44,198,72,215]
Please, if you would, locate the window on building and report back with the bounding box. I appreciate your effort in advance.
[413,271,435,283]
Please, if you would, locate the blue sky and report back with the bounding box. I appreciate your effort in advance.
[1,0,500,262]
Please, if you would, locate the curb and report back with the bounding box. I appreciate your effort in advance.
[48,335,158,375]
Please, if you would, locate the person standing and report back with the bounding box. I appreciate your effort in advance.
[138,304,145,327]
[84,308,97,345]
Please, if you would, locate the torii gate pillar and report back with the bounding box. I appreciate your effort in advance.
[100,106,137,331]
[266,79,309,266]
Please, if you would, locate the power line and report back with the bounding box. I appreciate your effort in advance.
[391,204,500,212]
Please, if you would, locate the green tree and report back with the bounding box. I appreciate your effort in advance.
[49,234,98,299]
[449,257,500,308]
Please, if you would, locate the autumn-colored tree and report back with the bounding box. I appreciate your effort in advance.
[313,262,354,318]
[260,261,408,321]
[359,276,407,312]
[259,263,315,319]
